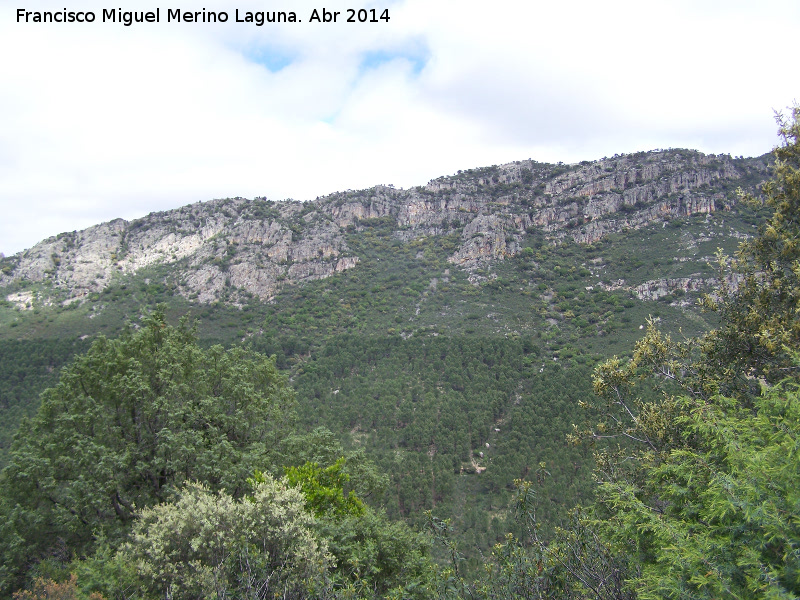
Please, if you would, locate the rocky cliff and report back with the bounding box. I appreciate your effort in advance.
[0,149,769,305]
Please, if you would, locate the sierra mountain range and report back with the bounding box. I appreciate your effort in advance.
[1,148,768,308]
[0,146,775,563]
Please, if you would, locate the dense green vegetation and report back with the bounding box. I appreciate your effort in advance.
[0,311,435,599]
[1,199,754,512]
[431,108,800,599]
[288,334,597,564]
[0,113,796,598]
[0,312,294,591]
[0,338,92,464]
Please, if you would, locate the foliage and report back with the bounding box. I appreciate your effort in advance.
[12,574,104,600]
[577,318,691,453]
[67,543,139,600]
[704,107,800,390]
[599,379,800,599]
[281,428,390,504]
[428,480,634,600]
[320,508,435,599]
[283,458,366,519]
[0,338,92,466]
[121,477,331,600]
[570,109,800,599]
[293,333,595,564]
[0,308,296,595]
[425,110,800,599]
[277,456,434,599]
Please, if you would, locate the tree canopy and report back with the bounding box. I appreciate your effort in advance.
[432,108,800,600]
[705,108,800,391]
[2,109,799,599]
[122,477,331,600]
[0,309,436,600]
[587,109,800,598]
[0,309,296,595]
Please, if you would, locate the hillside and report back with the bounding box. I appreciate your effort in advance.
[0,148,773,564]
[1,149,767,305]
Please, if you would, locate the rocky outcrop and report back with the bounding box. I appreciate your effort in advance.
[0,198,361,304]
[631,276,713,301]
[0,150,768,305]
[448,215,519,267]
[601,272,743,306]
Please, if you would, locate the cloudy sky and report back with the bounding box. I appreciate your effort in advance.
[0,0,797,256]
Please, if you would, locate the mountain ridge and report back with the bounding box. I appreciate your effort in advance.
[1,148,769,308]
[0,144,779,566]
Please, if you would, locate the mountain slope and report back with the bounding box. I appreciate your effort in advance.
[1,149,767,306]
[0,148,773,563]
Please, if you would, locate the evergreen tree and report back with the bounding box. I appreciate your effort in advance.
[704,107,800,392]
[577,108,800,599]
[0,309,296,595]
[433,108,800,600]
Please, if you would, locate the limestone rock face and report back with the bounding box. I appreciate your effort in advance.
[7,220,128,296]
[449,215,519,267]
[632,276,714,301]
[598,272,743,306]
[0,150,768,305]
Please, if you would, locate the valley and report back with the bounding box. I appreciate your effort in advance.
[0,148,773,570]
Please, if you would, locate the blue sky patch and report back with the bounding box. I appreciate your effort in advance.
[360,48,428,75]
[242,46,295,73]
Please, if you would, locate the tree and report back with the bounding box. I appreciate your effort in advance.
[599,379,800,599]
[121,477,331,600]
[284,458,366,519]
[430,109,800,600]
[0,309,296,595]
[573,108,800,599]
[279,456,434,599]
[12,574,104,600]
[704,107,800,392]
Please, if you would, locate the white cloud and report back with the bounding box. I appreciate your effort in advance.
[0,0,797,254]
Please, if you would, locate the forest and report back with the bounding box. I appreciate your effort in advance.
[0,108,798,599]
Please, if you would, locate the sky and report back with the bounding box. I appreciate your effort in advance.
[0,0,798,256]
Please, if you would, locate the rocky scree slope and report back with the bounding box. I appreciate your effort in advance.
[0,149,768,306]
